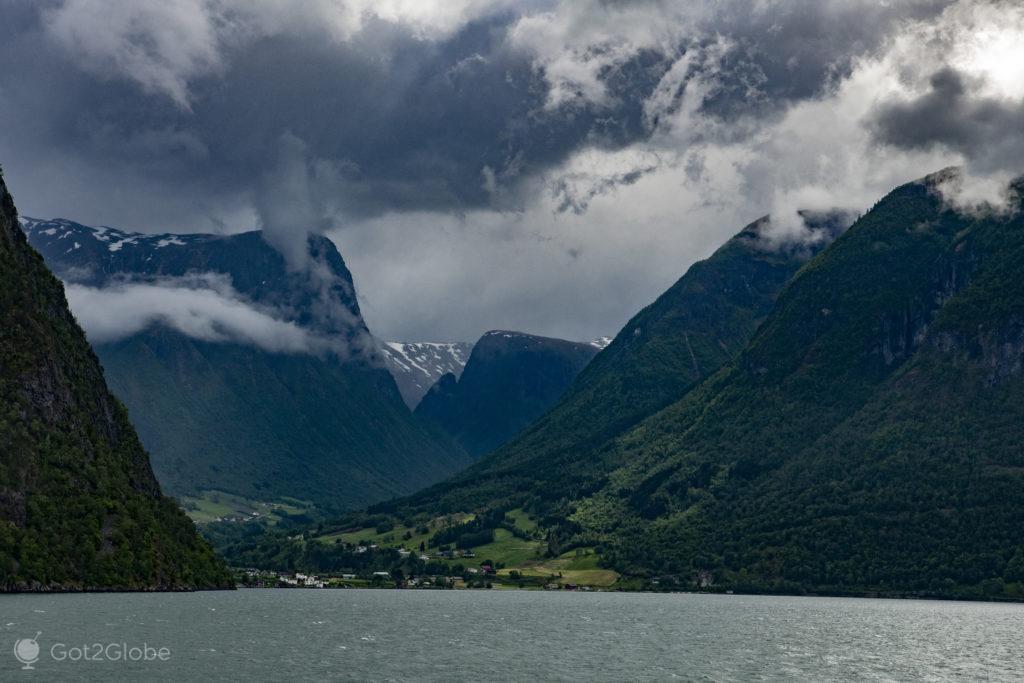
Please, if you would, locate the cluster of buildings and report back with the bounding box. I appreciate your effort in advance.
[209,511,262,524]
[241,569,326,588]
[433,549,477,560]
[280,572,326,588]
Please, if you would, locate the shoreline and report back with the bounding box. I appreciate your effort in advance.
[4,584,1023,605]
[0,585,235,595]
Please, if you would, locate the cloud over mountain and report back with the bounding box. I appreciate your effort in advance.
[65,274,338,354]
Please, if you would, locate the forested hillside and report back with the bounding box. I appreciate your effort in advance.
[0,171,231,591]
[382,214,845,514]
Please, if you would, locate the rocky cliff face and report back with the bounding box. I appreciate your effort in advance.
[381,341,475,408]
[415,331,601,458]
[21,217,375,353]
[0,171,231,591]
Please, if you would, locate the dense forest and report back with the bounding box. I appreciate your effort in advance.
[0,170,231,591]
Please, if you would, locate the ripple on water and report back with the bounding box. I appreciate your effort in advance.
[0,591,1021,681]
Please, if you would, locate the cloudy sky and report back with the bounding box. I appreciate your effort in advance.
[2,0,1022,343]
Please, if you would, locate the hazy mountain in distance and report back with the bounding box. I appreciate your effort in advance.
[383,336,610,411]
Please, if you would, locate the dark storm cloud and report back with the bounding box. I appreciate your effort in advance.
[0,0,957,230]
[868,67,1024,173]
[0,6,674,224]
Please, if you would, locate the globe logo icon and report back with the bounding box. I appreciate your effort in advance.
[13,632,41,670]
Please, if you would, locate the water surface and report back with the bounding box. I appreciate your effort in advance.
[1,590,1021,681]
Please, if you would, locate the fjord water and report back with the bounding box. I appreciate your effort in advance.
[1,591,1021,681]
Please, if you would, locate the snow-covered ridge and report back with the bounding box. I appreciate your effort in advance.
[382,341,474,409]
[590,336,612,350]
[20,216,206,254]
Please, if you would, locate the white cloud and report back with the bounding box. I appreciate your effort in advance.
[43,0,224,110]
[507,2,696,110]
[932,168,1020,217]
[930,0,1024,101]
[65,273,339,354]
[332,155,741,343]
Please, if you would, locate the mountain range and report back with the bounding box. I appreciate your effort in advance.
[14,160,1024,600]
[367,171,1024,598]
[415,331,606,457]
[23,217,471,512]
[0,171,230,590]
[383,212,847,514]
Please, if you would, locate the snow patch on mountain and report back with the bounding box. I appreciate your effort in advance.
[21,217,205,256]
[382,341,474,409]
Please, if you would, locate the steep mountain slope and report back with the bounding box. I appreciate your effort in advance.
[0,171,230,591]
[415,331,602,457]
[376,213,845,513]
[382,341,474,408]
[572,171,1024,597]
[24,218,470,511]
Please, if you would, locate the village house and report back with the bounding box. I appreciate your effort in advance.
[299,574,324,588]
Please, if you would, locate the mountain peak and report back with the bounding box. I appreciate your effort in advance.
[381,341,474,408]
[414,330,602,457]
[25,219,373,357]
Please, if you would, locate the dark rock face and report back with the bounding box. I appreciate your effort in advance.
[21,218,375,353]
[0,171,231,591]
[414,331,604,458]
